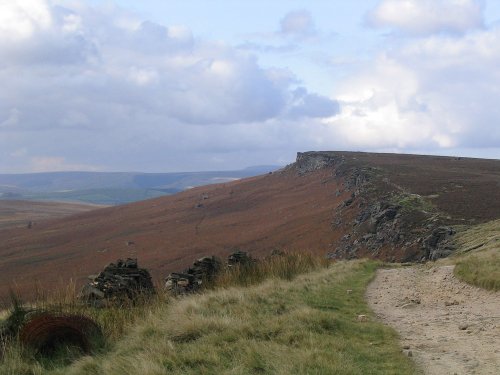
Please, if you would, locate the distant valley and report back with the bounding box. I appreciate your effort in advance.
[0,166,280,205]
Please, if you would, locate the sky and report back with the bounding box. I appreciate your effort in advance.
[1,0,500,173]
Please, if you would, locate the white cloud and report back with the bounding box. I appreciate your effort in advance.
[324,23,500,152]
[367,0,484,35]
[0,0,52,40]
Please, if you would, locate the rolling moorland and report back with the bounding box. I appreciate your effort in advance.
[0,151,499,302]
[0,151,498,374]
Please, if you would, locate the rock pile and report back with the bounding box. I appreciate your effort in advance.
[228,250,255,267]
[165,256,222,294]
[165,251,255,294]
[80,258,155,305]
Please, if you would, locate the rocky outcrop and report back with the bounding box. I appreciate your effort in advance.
[80,258,155,305]
[424,226,456,260]
[331,161,455,262]
[331,191,457,262]
[295,152,343,175]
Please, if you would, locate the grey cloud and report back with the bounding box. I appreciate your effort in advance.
[288,87,340,119]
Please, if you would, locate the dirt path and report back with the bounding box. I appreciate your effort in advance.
[366,265,500,375]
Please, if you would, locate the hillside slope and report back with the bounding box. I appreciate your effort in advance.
[0,151,499,302]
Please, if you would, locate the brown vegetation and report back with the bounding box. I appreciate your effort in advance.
[0,200,105,230]
[0,151,499,303]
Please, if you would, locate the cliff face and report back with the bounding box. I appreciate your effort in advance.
[295,152,342,174]
[292,151,500,262]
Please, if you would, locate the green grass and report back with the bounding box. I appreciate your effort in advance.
[0,257,417,374]
[452,219,500,291]
[20,188,173,205]
[389,192,435,213]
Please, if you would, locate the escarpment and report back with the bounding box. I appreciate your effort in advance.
[293,151,500,262]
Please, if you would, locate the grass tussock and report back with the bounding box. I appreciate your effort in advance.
[452,219,500,291]
[0,283,169,373]
[0,255,416,374]
[390,192,435,213]
[214,252,327,288]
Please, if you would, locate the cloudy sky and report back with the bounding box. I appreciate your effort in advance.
[1,0,500,173]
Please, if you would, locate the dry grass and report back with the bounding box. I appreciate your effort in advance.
[0,256,417,374]
[214,252,326,288]
[452,219,500,291]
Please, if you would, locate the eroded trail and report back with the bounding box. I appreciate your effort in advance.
[366,265,500,375]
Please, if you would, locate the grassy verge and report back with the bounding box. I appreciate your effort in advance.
[0,259,414,375]
[452,219,500,291]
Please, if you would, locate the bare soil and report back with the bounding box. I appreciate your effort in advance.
[366,265,500,375]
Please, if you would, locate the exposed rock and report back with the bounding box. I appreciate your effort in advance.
[343,167,371,191]
[343,197,354,207]
[424,226,456,260]
[165,251,257,294]
[165,256,222,294]
[79,258,155,305]
[295,152,340,175]
[228,250,255,267]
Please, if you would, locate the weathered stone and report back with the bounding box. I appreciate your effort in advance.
[228,251,254,267]
[424,226,456,260]
[295,152,338,175]
[165,256,222,294]
[79,258,155,305]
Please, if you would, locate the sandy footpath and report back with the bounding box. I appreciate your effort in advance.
[366,265,500,375]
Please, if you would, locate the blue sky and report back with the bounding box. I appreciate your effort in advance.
[1,0,500,172]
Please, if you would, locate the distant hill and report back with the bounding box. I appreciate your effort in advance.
[0,166,280,205]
